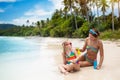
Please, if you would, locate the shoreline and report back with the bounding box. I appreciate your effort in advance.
[0,36,120,80]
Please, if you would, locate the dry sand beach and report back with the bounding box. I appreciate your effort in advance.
[43,37,120,80]
[0,37,120,80]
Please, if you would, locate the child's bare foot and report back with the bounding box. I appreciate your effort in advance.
[60,70,69,75]
[63,71,69,75]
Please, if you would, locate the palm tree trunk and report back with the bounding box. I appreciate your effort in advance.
[96,0,100,25]
[103,11,105,22]
[118,0,120,21]
[74,13,78,29]
[112,0,115,31]
[85,0,89,23]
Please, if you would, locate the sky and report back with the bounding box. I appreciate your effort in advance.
[0,0,119,26]
[0,0,63,25]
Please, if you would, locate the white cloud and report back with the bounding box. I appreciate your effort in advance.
[0,0,16,2]
[12,5,53,25]
[12,16,39,25]
[0,0,64,25]
[0,8,4,12]
[25,7,52,16]
[49,0,64,10]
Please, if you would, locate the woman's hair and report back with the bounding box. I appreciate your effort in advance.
[89,28,100,38]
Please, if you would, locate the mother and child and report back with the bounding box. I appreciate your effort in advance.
[58,28,104,74]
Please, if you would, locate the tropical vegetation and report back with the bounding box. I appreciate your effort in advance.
[0,0,120,39]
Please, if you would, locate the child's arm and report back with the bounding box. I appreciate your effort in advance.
[62,52,66,64]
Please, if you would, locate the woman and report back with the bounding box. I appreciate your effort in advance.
[58,41,80,74]
[75,28,104,70]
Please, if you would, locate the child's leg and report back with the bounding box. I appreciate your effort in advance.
[63,64,74,72]
[58,64,69,74]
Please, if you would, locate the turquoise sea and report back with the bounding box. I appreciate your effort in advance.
[0,37,40,54]
[0,37,42,63]
[0,36,62,80]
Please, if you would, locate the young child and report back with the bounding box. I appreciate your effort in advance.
[58,41,80,75]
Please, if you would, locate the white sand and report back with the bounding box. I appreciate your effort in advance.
[46,37,120,80]
[0,37,120,80]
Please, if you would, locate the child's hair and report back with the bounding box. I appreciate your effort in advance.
[62,41,72,54]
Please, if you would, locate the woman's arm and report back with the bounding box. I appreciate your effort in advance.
[80,38,88,52]
[97,40,104,69]
[73,38,88,63]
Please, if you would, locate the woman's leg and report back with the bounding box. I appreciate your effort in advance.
[78,54,85,61]
[73,64,80,71]
[79,53,93,67]
[79,61,93,67]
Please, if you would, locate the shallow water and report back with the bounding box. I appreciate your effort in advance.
[0,36,63,80]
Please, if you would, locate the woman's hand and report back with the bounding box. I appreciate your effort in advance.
[96,65,101,70]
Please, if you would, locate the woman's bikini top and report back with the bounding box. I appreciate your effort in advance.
[86,45,98,53]
[66,51,76,61]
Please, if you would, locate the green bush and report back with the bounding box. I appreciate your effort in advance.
[100,29,120,40]
[72,22,90,38]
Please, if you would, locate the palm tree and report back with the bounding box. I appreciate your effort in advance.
[99,0,109,22]
[111,0,115,31]
[63,0,78,29]
[118,0,120,20]
[26,20,29,27]
[36,21,41,34]
[89,0,95,22]
[92,0,96,16]
[77,0,89,21]
[117,0,120,21]
[95,0,100,25]
[31,22,35,27]
[113,0,120,21]
[46,18,50,24]
[41,20,45,28]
